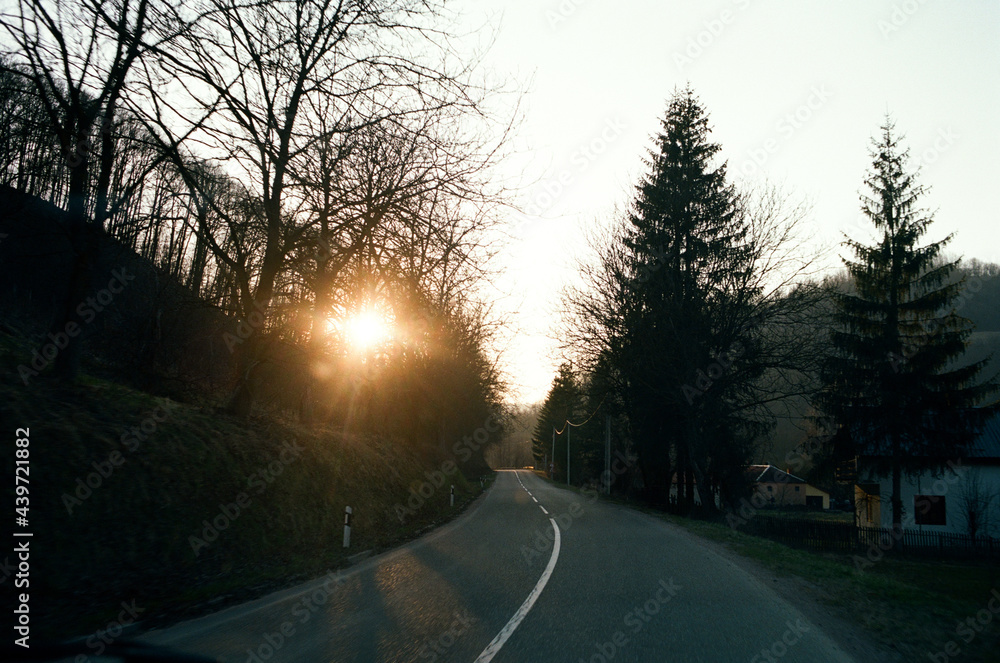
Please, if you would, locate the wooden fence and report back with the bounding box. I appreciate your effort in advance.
[737,515,1000,560]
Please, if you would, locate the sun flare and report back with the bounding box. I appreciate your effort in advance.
[334,306,394,353]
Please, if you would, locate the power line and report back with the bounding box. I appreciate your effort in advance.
[554,395,607,435]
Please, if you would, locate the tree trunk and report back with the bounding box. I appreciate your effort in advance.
[226,336,259,418]
[51,159,96,382]
[891,455,903,531]
[301,268,333,424]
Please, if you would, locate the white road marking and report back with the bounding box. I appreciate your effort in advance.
[474,515,561,663]
[539,506,548,515]
[532,496,538,503]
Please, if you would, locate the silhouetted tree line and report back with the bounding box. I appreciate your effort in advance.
[0,0,511,459]
[553,88,997,516]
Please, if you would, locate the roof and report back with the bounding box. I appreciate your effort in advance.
[968,413,1000,459]
[854,410,1000,460]
[747,464,806,485]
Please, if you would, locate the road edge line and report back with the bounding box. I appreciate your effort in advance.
[473,516,561,663]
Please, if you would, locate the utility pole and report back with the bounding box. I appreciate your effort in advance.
[551,427,556,478]
[566,424,571,486]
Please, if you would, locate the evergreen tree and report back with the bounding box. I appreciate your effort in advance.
[531,363,583,482]
[820,118,997,529]
[618,86,754,508]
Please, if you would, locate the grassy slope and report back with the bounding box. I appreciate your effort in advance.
[0,331,485,639]
[666,516,1000,663]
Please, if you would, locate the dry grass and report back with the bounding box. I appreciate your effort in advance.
[1,331,483,639]
[662,514,1000,662]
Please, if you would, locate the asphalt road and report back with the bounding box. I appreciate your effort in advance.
[140,470,858,662]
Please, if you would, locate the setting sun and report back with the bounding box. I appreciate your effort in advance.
[335,306,394,353]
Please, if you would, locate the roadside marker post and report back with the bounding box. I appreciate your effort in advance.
[343,506,352,548]
[450,485,455,507]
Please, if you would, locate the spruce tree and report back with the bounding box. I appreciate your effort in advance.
[531,363,582,482]
[619,86,754,508]
[821,118,997,529]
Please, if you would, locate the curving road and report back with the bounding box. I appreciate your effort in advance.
[140,470,859,662]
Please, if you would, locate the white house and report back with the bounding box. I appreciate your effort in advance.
[855,414,1000,537]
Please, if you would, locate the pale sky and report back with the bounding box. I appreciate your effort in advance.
[454,0,1000,404]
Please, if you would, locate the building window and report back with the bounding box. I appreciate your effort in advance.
[794,486,800,492]
[767,485,772,492]
[914,495,946,525]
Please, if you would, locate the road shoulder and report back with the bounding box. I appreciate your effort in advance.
[534,481,902,663]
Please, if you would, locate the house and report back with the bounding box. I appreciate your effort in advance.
[665,464,830,509]
[855,413,1000,536]
[746,464,830,509]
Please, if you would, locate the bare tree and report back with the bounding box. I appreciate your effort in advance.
[137,0,500,415]
[0,58,66,200]
[563,182,826,509]
[958,468,996,540]
[1,0,158,378]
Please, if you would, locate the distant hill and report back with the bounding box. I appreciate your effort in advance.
[0,185,238,401]
[757,264,1000,476]
[959,274,1000,333]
